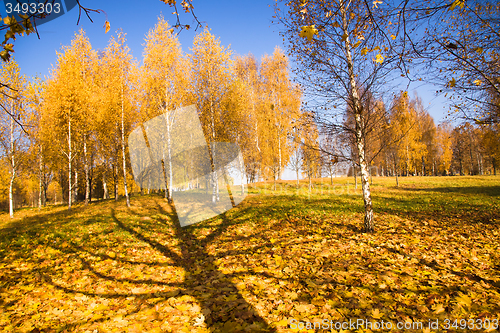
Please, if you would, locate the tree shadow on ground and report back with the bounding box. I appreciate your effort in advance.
[400,185,500,197]
[109,201,276,332]
[371,184,500,226]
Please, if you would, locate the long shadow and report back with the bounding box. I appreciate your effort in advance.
[111,201,277,332]
[400,185,500,197]
[373,194,500,226]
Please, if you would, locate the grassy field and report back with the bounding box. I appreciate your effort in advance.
[1,176,499,332]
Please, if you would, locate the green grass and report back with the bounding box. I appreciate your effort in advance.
[1,176,499,332]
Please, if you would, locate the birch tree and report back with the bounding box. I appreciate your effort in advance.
[277,0,399,231]
[140,17,189,203]
[99,31,135,207]
[0,58,26,218]
[24,78,53,209]
[389,92,426,177]
[42,30,94,210]
[260,48,301,189]
[234,55,263,183]
[190,28,233,203]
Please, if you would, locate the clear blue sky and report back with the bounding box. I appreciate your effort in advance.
[6,0,283,78]
[4,0,450,124]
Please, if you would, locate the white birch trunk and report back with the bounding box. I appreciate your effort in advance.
[161,152,169,199]
[278,127,282,180]
[103,167,109,199]
[166,110,173,203]
[239,151,245,195]
[168,131,173,201]
[84,135,90,205]
[9,115,15,218]
[74,168,78,203]
[210,99,219,203]
[121,85,130,207]
[68,115,72,210]
[341,1,374,232]
[114,162,119,200]
[38,144,43,211]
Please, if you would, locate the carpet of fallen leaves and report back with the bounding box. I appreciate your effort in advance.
[0,176,499,332]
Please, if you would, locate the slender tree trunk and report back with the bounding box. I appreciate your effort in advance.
[406,145,409,176]
[103,167,109,199]
[469,135,474,175]
[330,164,334,185]
[278,128,282,180]
[308,171,312,193]
[114,161,118,200]
[9,116,15,218]
[74,169,78,203]
[121,87,130,207]
[161,158,169,199]
[68,116,72,211]
[161,90,171,201]
[341,5,373,232]
[273,169,277,191]
[209,98,219,203]
[84,135,90,205]
[239,152,245,195]
[166,111,173,203]
[477,153,483,175]
[43,180,47,207]
[393,154,399,187]
[38,144,43,211]
[147,174,151,194]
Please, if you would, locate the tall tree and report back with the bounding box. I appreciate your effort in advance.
[436,122,453,175]
[0,58,26,218]
[190,28,234,202]
[24,78,53,209]
[234,55,263,183]
[388,92,426,177]
[99,31,135,207]
[42,30,95,210]
[276,0,399,232]
[140,17,189,203]
[260,47,301,189]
